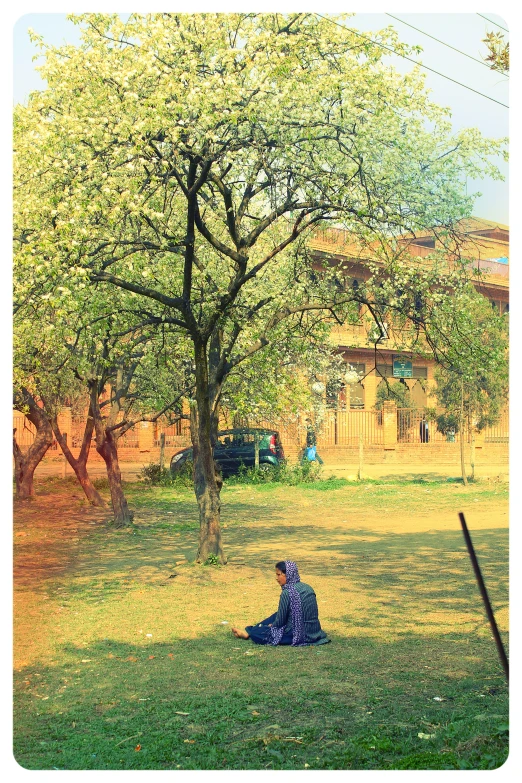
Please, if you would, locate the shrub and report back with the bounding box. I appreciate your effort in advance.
[139,460,193,487]
[139,462,174,486]
[226,460,324,486]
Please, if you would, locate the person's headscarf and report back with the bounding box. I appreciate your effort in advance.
[269,560,306,646]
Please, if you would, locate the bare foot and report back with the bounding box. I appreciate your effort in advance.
[231,627,250,640]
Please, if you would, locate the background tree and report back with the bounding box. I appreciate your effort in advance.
[14,12,506,561]
[12,387,54,500]
[427,293,508,483]
[374,380,414,410]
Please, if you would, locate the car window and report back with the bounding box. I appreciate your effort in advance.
[216,435,233,448]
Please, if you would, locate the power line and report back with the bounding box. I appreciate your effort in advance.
[385,13,508,78]
[314,13,509,109]
[477,14,509,33]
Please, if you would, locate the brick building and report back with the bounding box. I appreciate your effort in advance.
[309,216,509,412]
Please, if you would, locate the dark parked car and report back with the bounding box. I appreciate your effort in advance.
[170,428,285,478]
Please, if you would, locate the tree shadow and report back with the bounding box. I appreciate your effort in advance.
[13,627,509,771]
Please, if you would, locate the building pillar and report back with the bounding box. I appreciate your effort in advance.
[382,401,397,449]
[57,407,72,443]
[138,421,154,452]
[474,427,485,449]
[364,370,378,410]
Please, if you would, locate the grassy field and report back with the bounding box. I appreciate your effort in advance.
[13,475,509,770]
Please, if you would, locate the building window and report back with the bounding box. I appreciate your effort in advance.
[350,382,365,409]
[347,363,365,409]
[411,380,427,407]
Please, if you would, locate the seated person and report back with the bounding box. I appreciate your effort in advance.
[232,561,330,646]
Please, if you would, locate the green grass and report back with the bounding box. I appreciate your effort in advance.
[14,478,509,770]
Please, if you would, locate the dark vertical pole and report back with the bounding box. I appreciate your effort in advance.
[159,432,165,471]
[458,512,509,682]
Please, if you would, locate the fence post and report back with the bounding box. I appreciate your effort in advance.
[358,430,363,480]
[62,433,68,477]
[159,432,166,471]
[138,421,154,452]
[382,401,397,449]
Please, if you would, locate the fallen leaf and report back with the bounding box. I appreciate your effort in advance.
[126,656,138,662]
[184,739,195,744]
[418,732,436,740]
[252,711,260,716]
[175,712,190,716]
[134,744,141,752]
[148,656,155,660]
[81,659,91,663]
[168,654,174,659]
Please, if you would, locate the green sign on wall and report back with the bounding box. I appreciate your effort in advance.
[393,357,413,378]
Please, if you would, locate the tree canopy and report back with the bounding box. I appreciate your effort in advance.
[14,12,508,560]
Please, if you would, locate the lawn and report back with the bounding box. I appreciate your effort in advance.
[13,475,509,770]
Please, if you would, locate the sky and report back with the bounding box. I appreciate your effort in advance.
[12,9,509,225]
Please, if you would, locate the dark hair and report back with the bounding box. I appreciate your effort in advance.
[275,561,286,573]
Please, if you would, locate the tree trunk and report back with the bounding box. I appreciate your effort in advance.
[97,434,133,526]
[192,341,226,564]
[13,390,54,499]
[90,383,133,526]
[51,410,106,506]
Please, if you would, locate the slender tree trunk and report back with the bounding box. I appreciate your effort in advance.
[13,390,54,499]
[192,340,226,563]
[90,383,133,526]
[460,378,468,486]
[51,409,106,506]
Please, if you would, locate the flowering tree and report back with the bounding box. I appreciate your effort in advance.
[14,13,506,561]
[427,293,508,484]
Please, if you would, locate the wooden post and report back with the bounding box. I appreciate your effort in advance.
[470,426,476,481]
[159,432,166,471]
[62,432,68,478]
[460,378,468,486]
[358,430,363,481]
[254,432,260,469]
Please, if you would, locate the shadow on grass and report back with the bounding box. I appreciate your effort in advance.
[13,628,508,771]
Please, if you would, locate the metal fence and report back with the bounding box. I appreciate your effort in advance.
[318,408,384,446]
[396,408,456,444]
[154,420,191,447]
[484,411,509,443]
[13,414,59,451]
